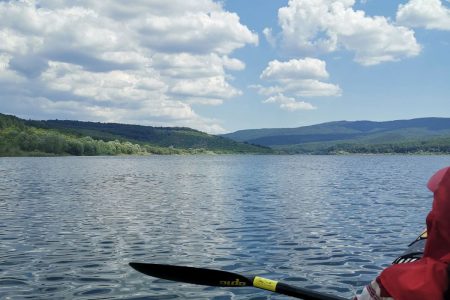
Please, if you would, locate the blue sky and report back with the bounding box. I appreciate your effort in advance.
[0,0,449,133]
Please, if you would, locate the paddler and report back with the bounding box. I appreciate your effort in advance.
[355,166,450,300]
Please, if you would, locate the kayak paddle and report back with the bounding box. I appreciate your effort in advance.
[129,262,347,300]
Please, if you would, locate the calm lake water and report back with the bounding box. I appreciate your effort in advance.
[1,155,450,299]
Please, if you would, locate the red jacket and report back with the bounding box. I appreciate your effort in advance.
[377,166,450,300]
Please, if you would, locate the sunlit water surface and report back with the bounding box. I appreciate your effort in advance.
[1,155,450,299]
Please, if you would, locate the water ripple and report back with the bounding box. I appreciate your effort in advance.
[1,155,449,299]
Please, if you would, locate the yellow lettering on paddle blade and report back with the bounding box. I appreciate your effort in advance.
[253,276,278,292]
[219,279,247,286]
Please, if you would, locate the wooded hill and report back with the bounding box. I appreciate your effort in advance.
[223,118,450,154]
[0,113,272,156]
[3,114,450,156]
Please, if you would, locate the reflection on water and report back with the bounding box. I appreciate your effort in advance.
[1,155,449,299]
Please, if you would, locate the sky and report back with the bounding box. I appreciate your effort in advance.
[0,0,449,134]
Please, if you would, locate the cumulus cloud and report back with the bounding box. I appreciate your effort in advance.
[260,59,340,97]
[283,80,342,97]
[263,94,316,111]
[263,28,276,47]
[40,62,168,104]
[268,0,421,65]
[397,0,450,30]
[256,58,340,111]
[0,0,258,133]
[261,58,329,81]
[135,11,258,55]
[170,76,242,101]
[0,54,26,84]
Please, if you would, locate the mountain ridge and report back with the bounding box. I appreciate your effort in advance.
[222,117,450,154]
[2,113,450,155]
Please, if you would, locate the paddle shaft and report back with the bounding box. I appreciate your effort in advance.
[251,276,347,300]
[272,282,346,300]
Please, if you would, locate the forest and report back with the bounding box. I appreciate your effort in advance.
[26,119,271,153]
[0,114,264,156]
[328,140,450,154]
[2,113,450,156]
[279,139,450,154]
[0,113,273,156]
[0,114,181,156]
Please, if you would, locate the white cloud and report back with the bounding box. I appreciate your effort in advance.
[170,76,241,100]
[252,57,342,111]
[263,27,276,47]
[40,62,168,103]
[0,29,43,54]
[397,0,450,30]
[152,53,224,79]
[271,0,421,65]
[0,0,258,133]
[253,80,341,98]
[39,0,224,20]
[135,11,258,55]
[222,56,246,71]
[263,94,316,111]
[151,53,245,79]
[261,58,329,81]
[284,80,342,97]
[0,54,24,81]
[257,58,340,111]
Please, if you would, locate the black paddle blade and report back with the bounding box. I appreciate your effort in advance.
[129,262,253,287]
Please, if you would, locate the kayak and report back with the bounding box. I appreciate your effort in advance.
[392,229,426,264]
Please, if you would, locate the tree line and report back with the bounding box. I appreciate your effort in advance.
[27,119,272,153]
[3,113,450,156]
[0,115,187,156]
[0,113,261,156]
[288,140,450,154]
[326,140,450,154]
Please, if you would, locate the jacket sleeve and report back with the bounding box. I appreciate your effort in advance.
[353,278,394,300]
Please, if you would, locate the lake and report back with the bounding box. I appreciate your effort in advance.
[1,155,450,299]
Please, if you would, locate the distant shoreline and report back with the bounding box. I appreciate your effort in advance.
[2,150,450,158]
[2,113,450,157]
